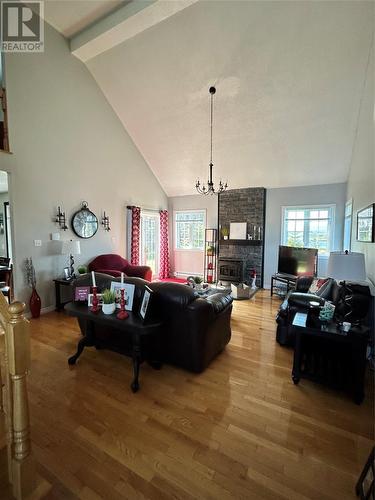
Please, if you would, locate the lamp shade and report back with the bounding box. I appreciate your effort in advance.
[61,240,81,256]
[327,251,366,282]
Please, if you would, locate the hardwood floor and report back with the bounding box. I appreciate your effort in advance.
[8,291,375,499]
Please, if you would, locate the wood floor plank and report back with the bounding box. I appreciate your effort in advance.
[1,290,371,499]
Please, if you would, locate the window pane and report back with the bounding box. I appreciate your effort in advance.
[175,211,205,250]
[282,205,334,254]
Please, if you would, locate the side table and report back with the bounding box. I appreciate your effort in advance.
[291,315,370,404]
[53,278,74,311]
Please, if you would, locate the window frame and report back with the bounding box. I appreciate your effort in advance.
[139,210,160,276]
[281,204,336,256]
[174,209,206,251]
[343,199,353,251]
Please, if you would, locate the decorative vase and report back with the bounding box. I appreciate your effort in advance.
[30,287,41,318]
[102,303,116,315]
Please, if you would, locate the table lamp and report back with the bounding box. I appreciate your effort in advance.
[61,240,81,279]
[327,251,367,322]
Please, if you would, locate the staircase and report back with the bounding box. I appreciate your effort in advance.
[0,293,50,499]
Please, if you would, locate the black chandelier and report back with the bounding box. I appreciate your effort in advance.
[196,86,228,195]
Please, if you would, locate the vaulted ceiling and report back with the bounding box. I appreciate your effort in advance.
[44,0,374,196]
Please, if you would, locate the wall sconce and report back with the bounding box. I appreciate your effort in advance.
[55,206,68,230]
[101,211,111,231]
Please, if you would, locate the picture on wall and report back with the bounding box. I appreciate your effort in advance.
[357,204,374,242]
[230,222,247,240]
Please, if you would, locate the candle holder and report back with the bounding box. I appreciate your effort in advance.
[117,288,129,320]
[90,286,100,314]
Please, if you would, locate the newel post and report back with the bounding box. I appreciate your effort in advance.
[5,301,35,499]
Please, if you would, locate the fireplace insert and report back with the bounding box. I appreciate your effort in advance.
[218,258,243,283]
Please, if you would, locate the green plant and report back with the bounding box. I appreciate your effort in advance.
[193,276,203,284]
[206,245,214,256]
[77,265,88,274]
[221,227,229,237]
[101,289,116,304]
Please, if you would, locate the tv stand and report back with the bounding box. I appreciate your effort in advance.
[271,273,297,297]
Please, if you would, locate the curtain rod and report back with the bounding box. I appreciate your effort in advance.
[126,205,165,213]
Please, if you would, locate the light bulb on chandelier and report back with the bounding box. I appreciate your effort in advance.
[195,86,228,195]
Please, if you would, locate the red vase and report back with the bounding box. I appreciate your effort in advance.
[30,287,41,318]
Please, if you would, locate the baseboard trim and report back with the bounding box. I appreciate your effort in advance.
[25,305,55,319]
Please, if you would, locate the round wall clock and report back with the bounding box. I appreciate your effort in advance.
[71,201,98,238]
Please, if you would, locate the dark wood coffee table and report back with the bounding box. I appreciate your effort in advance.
[291,314,370,404]
[65,302,163,392]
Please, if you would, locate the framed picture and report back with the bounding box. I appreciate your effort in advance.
[230,222,247,240]
[88,293,103,306]
[357,203,374,242]
[139,285,153,322]
[63,267,71,280]
[110,281,135,310]
[75,286,90,302]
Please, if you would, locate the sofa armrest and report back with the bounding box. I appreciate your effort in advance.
[206,293,233,313]
[288,292,325,308]
[124,264,152,281]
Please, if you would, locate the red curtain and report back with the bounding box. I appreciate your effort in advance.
[159,210,170,279]
[130,206,141,265]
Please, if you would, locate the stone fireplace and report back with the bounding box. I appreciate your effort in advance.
[218,187,265,287]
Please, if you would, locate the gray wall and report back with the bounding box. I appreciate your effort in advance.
[264,183,347,288]
[0,22,167,310]
[347,40,374,284]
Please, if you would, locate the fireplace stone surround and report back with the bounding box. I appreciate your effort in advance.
[218,188,265,288]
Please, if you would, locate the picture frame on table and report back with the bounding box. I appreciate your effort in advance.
[88,293,103,306]
[139,285,153,322]
[63,267,71,280]
[75,286,90,302]
[110,281,135,310]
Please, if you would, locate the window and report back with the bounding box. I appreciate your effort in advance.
[140,212,159,276]
[343,200,352,251]
[175,210,205,250]
[281,205,335,256]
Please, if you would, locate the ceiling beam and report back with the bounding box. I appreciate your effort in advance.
[70,0,199,62]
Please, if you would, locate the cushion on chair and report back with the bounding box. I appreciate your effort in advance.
[308,278,333,299]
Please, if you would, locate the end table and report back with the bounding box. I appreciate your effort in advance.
[53,278,74,311]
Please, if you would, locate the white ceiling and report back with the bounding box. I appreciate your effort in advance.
[46,1,374,196]
[43,0,126,38]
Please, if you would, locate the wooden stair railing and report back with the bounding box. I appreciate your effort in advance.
[0,292,36,499]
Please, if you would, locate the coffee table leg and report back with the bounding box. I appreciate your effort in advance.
[131,332,141,393]
[68,320,95,365]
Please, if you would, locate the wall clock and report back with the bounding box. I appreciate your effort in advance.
[71,201,98,238]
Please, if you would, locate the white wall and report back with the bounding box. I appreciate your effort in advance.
[0,23,167,310]
[168,194,217,276]
[347,40,374,284]
[264,183,347,288]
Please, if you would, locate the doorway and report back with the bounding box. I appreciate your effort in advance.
[0,171,11,260]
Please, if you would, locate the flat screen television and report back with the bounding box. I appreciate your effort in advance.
[277,245,318,277]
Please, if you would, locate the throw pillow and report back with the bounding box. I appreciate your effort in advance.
[308,278,332,299]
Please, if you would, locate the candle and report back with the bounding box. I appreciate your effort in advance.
[121,272,124,284]
[91,271,96,288]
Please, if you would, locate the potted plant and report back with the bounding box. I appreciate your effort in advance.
[25,257,41,318]
[101,289,116,315]
[77,265,88,275]
[221,227,229,240]
[206,244,215,256]
[193,276,203,290]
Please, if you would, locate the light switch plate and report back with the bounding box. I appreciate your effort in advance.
[34,239,42,247]
[51,233,60,241]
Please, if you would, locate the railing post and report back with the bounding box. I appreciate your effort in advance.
[4,300,35,499]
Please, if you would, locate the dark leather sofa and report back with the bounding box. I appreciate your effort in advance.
[71,273,233,373]
[88,254,152,281]
[276,276,371,346]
